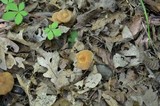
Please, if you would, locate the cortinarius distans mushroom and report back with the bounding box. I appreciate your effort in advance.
[76,50,94,70]
[0,72,14,95]
[51,9,73,24]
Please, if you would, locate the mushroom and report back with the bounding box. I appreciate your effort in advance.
[51,9,73,24]
[75,50,94,70]
[0,72,14,95]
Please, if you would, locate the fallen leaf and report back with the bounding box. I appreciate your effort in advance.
[129,14,142,37]
[37,51,60,83]
[74,72,102,94]
[75,0,87,9]
[92,18,107,30]
[0,46,7,70]
[102,92,119,106]
[75,8,103,28]
[142,86,158,106]
[96,0,116,12]
[84,73,102,88]
[15,57,25,69]
[54,69,75,89]
[7,30,42,50]
[59,25,70,33]
[33,83,57,106]
[113,53,129,68]
[6,53,16,69]
[122,26,133,41]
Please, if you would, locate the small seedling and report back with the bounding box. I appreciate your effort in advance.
[44,22,62,40]
[68,30,78,45]
[2,2,28,25]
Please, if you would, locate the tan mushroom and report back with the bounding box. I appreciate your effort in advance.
[51,9,73,24]
[76,50,94,70]
[0,72,14,95]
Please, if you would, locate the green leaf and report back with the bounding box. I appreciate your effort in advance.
[44,28,50,33]
[2,12,17,20]
[1,0,9,4]
[51,22,58,29]
[49,25,52,29]
[20,11,28,16]
[18,2,25,11]
[53,29,62,37]
[6,3,18,11]
[47,31,54,40]
[15,13,23,25]
[68,30,78,43]
[9,0,14,2]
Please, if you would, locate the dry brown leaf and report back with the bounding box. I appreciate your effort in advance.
[129,14,142,37]
[6,53,16,69]
[0,47,7,70]
[143,52,160,70]
[105,12,127,24]
[121,26,133,41]
[92,46,109,65]
[75,8,103,28]
[15,57,25,69]
[96,0,116,12]
[144,0,160,13]
[7,30,42,50]
[92,18,107,30]
[37,51,60,83]
[54,69,75,89]
[102,92,118,106]
[74,72,102,94]
[142,86,158,106]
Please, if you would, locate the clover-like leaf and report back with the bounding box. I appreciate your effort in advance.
[47,31,54,40]
[44,22,62,40]
[51,22,58,29]
[1,0,8,4]
[44,28,50,33]
[15,13,23,25]
[18,2,25,11]
[1,0,10,4]
[2,12,17,20]
[20,11,28,16]
[53,29,62,37]
[9,0,13,2]
[6,3,18,11]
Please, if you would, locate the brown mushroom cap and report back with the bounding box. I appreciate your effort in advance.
[0,72,14,95]
[76,50,94,70]
[51,9,73,23]
[51,12,60,23]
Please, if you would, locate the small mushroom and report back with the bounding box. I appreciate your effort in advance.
[76,50,94,70]
[0,72,14,95]
[51,9,73,24]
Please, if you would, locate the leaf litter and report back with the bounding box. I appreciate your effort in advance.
[1,0,160,106]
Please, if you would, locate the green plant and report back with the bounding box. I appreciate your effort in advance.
[1,0,14,10]
[68,30,78,45]
[139,0,151,42]
[44,22,62,40]
[2,2,28,25]
[1,0,13,4]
